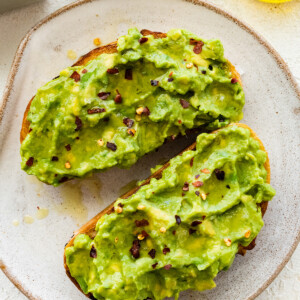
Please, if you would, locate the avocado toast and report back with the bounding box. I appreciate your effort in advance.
[64,124,275,300]
[20,29,244,186]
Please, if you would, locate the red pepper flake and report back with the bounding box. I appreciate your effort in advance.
[193,41,204,54]
[201,168,210,174]
[163,247,170,255]
[202,215,206,220]
[141,230,149,238]
[152,262,158,269]
[182,193,185,197]
[189,38,198,45]
[178,120,182,124]
[175,215,181,225]
[192,181,203,187]
[90,245,97,258]
[76,137,80,140]
[87,108,106,114]
[201,70,206,74]
[75,116,82,131]
[182,182,189,191]
[114,89,122,104]
[180,99,190,109]
[164,264,172,270]
[195,174,200,179]
[168,78,174,82]
[106,142,117,151]
[226,185,230,189]
[191,220,202,227]
[130,239,140,259]
[52,156,58,161]
[195,191,200,196]
[82,69,87,74]
[98,92,111,100]
[189,229,196,235]
[70,71,80,82]
[26,157,34,167]
[214,169,225,180]
[148,249,156,259]
[150,80,159,86]
[190,157,194,167]
[123,117,134,128]
[139,37,148,44]
[107,68,119,74]
[169,71,173,77]
[143,106,150,116]
[209,65,213,71]
[231,78,238,84]
[135,219,149,227]
[29,128,32,133]
[118,203,124,208]
[125,69,133,80]
[172,230,176,235]
[65,144,71,151]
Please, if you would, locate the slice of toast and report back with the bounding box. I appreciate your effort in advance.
[63,123,270,299]
[20,29,241,143]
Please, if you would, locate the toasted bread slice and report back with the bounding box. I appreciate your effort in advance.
[20,29,241,143]
[63,123,270,299]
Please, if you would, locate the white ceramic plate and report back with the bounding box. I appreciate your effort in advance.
[1,0,300,299]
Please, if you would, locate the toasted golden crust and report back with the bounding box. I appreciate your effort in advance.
[20,30,241,143]
[63,123,270,298]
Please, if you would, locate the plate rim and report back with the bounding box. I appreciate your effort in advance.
[0,0,300,299]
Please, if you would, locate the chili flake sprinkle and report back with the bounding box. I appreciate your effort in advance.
[75,116,82,131]
[70,71,80,82]
[114,90,122,104]
[195,191,200,196]
[26,157,34,167]
[164,264,172,270]
[201,168,210,174]
[148,249,156,259]
[106,142,117,151]
[90,245,97,258]
[123,117,134,128]
[214,169,225,180]
[193,41,204,54]
[139,37,148,44]
[231,78,238,84]
[168,78,174,82]
[182,182,189,191]
[130,240,140,259]
[150,80,159,86]
[88,108,106,114]
[65,144,71,151]
[180,99,190,109]
[163,247,170,255]
[127,128,136,136]
[152,262,158,269]
[107,68,119,74]
[52,156,58,161]
[192,181,203,187]
[175,215,181,225]
[98,92,111,100]
[195,174,200,179]
[135,219,149,227]
[191,220,202,227]
[190,157,194,167]
[82,69,87,74]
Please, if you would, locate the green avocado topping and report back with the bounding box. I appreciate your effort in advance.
[65,125,275,300]
[20,28,244,185]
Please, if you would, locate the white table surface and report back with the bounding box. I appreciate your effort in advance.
[0,0,300,299]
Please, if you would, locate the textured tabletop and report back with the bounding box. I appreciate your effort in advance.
[0,0,299,299]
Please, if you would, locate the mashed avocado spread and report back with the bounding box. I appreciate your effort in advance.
[65,126,275,300]
[21,28,244,185]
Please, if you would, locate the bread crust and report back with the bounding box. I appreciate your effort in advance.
[20,30,241,143]
[63,123,270,299]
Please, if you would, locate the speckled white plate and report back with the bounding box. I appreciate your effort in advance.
[0,0,300,299]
